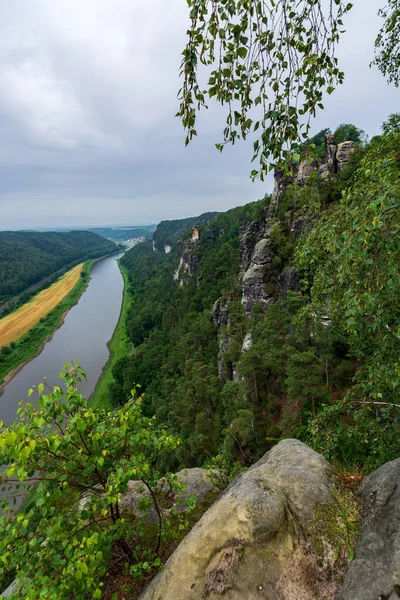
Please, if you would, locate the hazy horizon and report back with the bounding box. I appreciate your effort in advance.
[0,0,399,229]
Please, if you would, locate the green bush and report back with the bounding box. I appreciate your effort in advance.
[0,363,187,599]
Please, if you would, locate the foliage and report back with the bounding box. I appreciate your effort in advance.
[306,399,400,472]
[87,123,399,480]
[297,132,400,468]
[307,128,331,159]
[0,364,184,599]
[114,189,355,471]
[0,231,116,305]
[179,0,352,177]
[296,133,400,404]
[373,0,400,86]
[333,123,366,145]
[381,112,400,134]
[110,199,272,469]
[152,212,218,252]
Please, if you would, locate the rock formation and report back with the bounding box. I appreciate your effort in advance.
[336,141,356,171]
[338,457,400,600]
[140,440,350,600]
[173,236,201,284]
[4,443,400,599]
[140,440,400,600]
[233,134,353,316]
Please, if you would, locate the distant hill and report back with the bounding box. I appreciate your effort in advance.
[0,231,116,304]
[152,213,219,251]
[88,226,156,242]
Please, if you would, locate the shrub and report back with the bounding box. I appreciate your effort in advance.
[0,363,184,599]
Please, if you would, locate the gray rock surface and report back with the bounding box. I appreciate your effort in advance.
[1,580,20,598]
[174,238,201,284]
[119,468,220,523]
[338,457,400,600]
[119,479,158,524]
[278,265,299,299]
[336,140,355,171]
[211,297,230,328]
[159,467,221,512]
[240,224,277,315]
[140,439,342,600]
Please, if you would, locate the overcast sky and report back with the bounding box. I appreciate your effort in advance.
[0,0,398,230]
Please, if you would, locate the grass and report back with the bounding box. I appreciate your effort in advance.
[89,262,131,409]
[0,260,95,387]
[0,264,84,348]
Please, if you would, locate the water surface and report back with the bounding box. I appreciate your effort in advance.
[0,252,124,425]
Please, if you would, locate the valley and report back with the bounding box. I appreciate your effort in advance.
[0,252,125,425]
[0,262,84,347]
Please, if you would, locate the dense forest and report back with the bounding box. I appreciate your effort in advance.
[152,212,219,251]
[1,0,399,595]
[0,231,116,304]
[108,120,400,476]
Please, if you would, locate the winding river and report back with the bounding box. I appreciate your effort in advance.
[0,252,124,425]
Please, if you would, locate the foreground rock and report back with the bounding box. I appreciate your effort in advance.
[140,439,348,600]
[338,457,400,600]
[118,467,220,523]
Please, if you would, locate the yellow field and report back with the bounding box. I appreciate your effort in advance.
[0,263,84,348]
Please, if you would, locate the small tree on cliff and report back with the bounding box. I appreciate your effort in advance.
[0,363,183,599]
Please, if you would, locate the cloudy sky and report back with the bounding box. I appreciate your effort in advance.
[0,0,398,230]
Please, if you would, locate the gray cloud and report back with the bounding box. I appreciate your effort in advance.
[0,0,398,229]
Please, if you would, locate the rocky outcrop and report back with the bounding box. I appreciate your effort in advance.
[211,297,230,328]
[336,140,355,171]
[338,457,400,600]
[173,238,201,284]
[159,467,221,512]
[241,236,276,314]
[296,133,338,183]
[278,265,299,299]
[139,441,400,600]
[239,135,354,315]
[1,580,19,598]
[239,195,280,315]
[140,439,350,600]
[211,297,233,380]
[240,221,300,315]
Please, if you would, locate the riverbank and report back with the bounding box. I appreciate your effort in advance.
[0,258,98,390]
[0,259,87,318]
[89,262,131,409]
[0,263,84,348]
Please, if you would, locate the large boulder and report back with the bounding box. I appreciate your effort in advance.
[338,457,400,600]
[140,439,348,600]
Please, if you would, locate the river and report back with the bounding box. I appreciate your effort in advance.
[0,252,124,426]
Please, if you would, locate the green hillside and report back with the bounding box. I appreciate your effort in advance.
[0,231,116,304]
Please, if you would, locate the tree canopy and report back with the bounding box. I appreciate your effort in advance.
[179,0,400,175]
[0,364,188,599]
[381,112,400,135]
[333,123,366,145]
[373,0,400,86]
